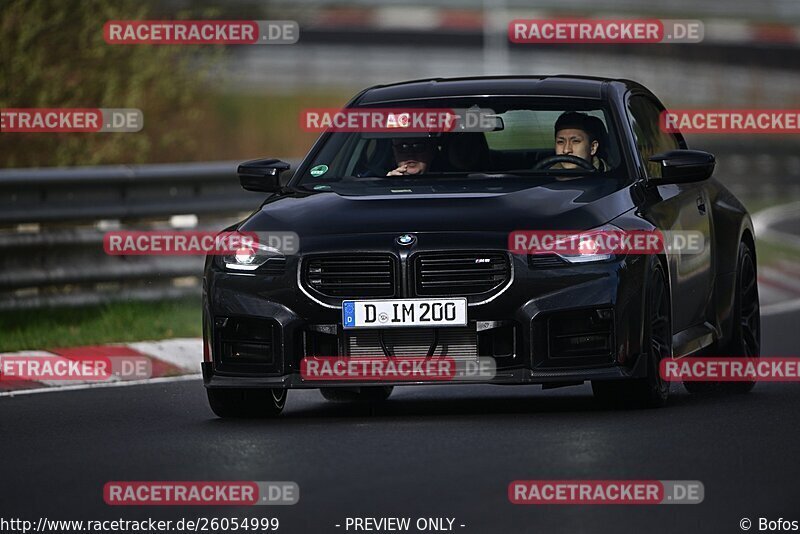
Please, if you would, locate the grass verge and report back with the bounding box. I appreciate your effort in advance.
[0,297,201,352]
[741,195,800,270]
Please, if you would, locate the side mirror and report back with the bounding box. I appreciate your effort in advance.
[648,150,715,184]
[237,158,291,193]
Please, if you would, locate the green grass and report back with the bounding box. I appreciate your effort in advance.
[0,297,202,352]
[740,195,800,270]
[204,91,356,160]
[754,237,800,270]
[739,196,793,217]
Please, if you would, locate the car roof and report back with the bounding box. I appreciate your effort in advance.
[354,75,645,105]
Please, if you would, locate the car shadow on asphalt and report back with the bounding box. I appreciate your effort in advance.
[201,384,772,425]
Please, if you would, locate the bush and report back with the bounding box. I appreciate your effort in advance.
[0,0,216,167]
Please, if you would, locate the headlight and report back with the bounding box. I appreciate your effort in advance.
[220,239,284,271]
[552,224,618,264]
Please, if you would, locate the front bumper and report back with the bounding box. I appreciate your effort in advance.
[202,357,649,389]
[202,252,651,390]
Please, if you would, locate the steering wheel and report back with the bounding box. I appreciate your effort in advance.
[533,155,596,171]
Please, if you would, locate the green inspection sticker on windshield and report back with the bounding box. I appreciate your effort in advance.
[310,164,328,177]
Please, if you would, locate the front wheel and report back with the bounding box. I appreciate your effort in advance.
[207,388,286,418]
[593,260,672,408]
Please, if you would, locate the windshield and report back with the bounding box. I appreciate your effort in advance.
[296,97,625,194]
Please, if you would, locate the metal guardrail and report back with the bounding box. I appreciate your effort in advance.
[0,161,256,225]
[0,161,298,311]
[0,143,794,311]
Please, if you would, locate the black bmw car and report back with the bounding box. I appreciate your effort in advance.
[202,75,760,417]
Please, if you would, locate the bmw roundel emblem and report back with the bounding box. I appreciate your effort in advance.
[396,234,416,246]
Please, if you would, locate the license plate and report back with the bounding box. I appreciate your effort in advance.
[342,298,467,329]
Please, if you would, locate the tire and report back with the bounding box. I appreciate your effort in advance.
[320,386,394,403]
[680,352,722,394]
[593,259,672,408]
[684,241,760,394]
[207,388,286,418]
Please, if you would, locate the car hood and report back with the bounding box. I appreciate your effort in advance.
[240,180,635,237]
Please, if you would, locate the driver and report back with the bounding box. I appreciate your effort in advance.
[387,138,437,176]
[551,112,610,172]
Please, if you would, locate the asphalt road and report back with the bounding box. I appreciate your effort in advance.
[1,309,799,534]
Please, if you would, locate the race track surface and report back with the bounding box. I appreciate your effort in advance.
[1,310,798,534]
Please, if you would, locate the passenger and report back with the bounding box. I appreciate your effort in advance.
[387,138,437,176]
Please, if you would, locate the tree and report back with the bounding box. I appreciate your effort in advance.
[0,0,214,167]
